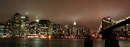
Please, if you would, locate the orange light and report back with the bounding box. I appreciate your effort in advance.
[107,17,111,20]
[49,35,51,38]
[92,35,95,37]
[48,35,51,40]
[40,35,47,38]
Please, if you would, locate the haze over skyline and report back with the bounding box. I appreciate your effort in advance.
[0,0,130,32]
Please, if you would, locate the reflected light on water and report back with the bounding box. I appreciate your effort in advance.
[49,40,51,47]
[2,38,130,47]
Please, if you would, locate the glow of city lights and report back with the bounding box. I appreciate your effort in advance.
[73,22,76,25]
[48,35,51,40]
[73,20,76,25]
[21,16,25,19]
[25,11,29,15]
[40,35,47,38]
[35,16,40,22]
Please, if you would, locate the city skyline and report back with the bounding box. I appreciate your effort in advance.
[0,1,130,47]
[0,0,130,32]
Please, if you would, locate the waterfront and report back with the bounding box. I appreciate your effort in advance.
[0,38,129,47]
[0,38,84,47]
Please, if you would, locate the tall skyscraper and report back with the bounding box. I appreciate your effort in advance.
[20,15,29,35]
[12,13,21,35]
[73,20,76,26]
[10,13,29,36]
[72,20,77,35]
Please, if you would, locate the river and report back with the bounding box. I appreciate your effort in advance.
[0,38,129,47]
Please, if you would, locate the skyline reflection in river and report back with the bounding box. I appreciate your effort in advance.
[0,38,129,47]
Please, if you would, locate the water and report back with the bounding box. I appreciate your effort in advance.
[0,38,129,47]
[0,38,84,47]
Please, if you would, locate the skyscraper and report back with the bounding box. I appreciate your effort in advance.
[10,13,29,36]
[5,20,13,35]
[20,15,29,35]
[12,13,21,35]
[0,23,5,35]
[38,20,52,35]
[53,24,61,35]
[72,20,77,35]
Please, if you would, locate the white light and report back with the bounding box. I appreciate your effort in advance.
[73,19,76,25]
[73,21,76,25]
[21,16,25,19]
[35,19,39,22]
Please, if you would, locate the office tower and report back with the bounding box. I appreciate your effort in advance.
[29,22,38,34]
[0,23,5,35]
[72,20,77,35]
[12,13,21,35]
[38,20,52,35]
[63,25,69,35]
[10,13,29,36]
[5,20,13,35]
[53,24,61,35]
[20,15,29,35]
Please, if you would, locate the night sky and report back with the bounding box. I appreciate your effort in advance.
[0,0,130,32]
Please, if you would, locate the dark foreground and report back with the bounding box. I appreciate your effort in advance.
[0,38,129,47]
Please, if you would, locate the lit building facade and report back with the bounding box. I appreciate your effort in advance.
[72,20,77,35]
[53,24,61,35]
[12,13,21,35]
[29,22,38,34]
[122,24,129,32]
[63,25,69,36]
[38,20,53,35]
[0,13,93,38]
[0,24,5,35]
[20,15,29,35]
[5,20,13,35]
[8,13,29,36]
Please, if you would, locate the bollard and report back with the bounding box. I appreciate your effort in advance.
[104,40,120,47]
[84,39,93,47]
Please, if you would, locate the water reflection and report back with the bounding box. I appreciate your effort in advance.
[24,38,26,47]
[0,38,84,47]
[49,40,51,47]
[104,40,119,47]
[0,38,130,47]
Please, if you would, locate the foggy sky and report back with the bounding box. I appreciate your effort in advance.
[0,0,130,32]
